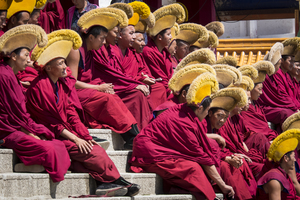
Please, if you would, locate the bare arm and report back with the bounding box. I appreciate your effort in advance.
[206,133,226,150]
[60,129,93,154]
[288,168,300,196]
[263,180,282,200]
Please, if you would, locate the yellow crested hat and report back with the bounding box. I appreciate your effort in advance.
[169,22,180,41]
[169,64,216,94]
[210,87,248,112]
[282,112,300,131]
[252,61,275,83]
[205,21,224,37]
[216,56,238,67]
[295,51,300,62]
[135,12,155,33]
[267,129,300,162]
[212,64,242,87]
[175,48,216,73]
[0,0,12,10]
[0,24,47,55]
[7,0,36,19]
[186,72,219,107]
[229,75,254,91]
[31,29,82,66]
[282,37,298,56]
[264,42,284,65]
[175,23,209,45]
[77,7,128,32]
[128,1,151,26]
[35,0,47,9]
[238,64,259,80]
[108,3,133,19]
[148,3,186,37]
[192,31,219,49]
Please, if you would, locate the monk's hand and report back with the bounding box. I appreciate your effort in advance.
[20,81,31,88]
[94,83,115,94]
[136,85,150,96]
[216,135,226,150]
[226,155,243,169]
[142,77,156,85]
[88,140,99,146]
[28,133,41,140]
[234,153,252,163]
[220,184,235,198]
[74,137,93,154]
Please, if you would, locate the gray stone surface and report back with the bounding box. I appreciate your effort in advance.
[89,129,125,151]
[0,149,15,173]
[107,151,132,173]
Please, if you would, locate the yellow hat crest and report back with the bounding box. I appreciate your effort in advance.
[31,29,82,66]
[213,64,242,87]
[192,30,219,49]
[264,42,284,65]
[216,56,237,67]
[0,24,47,55]
[205,21,224,38]
[7,0,36,19]
[210,87,248,112]
[252,61,275,83]
[35,0,47,9]
[238,64,258,80]
[169,64,216,94]
[77,7,128,31]
[0,0,12,10]
[135,12,155,33]
[186,72,219,107]
[282,37,298,56]
[108,3,133,19]
[175,23,209,45]
[175,48,216,73]
[229,75,254,91]
[267,129,300,162]
[282,112,300,131]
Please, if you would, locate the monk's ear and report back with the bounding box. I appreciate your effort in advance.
[88,34,95,42]
[10,52,17,61]
[157,34,162,41]
[45,64,51,71]
[11,15,16,25]
[208,110,212,117]
[181,90,187,98]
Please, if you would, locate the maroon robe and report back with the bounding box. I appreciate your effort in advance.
[111,46,167,109]
[240,103,278,141]
[0,61,70,182]
[85,44,153,131]
[26,70,120,182]
[154,94,179,112]
[38,0,65,34]
[142,38,173,95]
[257,69,297,131]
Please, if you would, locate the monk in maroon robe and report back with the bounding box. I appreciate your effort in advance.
[142,29,173,95]
[26,57,140,196]
[0,48,70,183]
[85,26,153,131]
[130,102,235,200]
[38,0,65,33]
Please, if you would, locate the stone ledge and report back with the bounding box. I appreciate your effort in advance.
[107,151,132,173]
[89,129,124,151]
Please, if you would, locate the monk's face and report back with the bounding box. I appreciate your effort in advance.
[189,45,200,53]
[274,59,282,73]
[90,30,107,50]
[11,48,30,74]
[230,106,242,116]
[72,0,86,10]
[160,28,172,47]
[119,26,136,48]
[283,152,296,170]
[175,40,190,60]
[167,39,177,56]
[0,11,7,29]
[132,33,145,53]
[242,91,251,111]
[290,62,300,77]
[250,83,263,101]
[195,105,210,121]
[106,26,119,46]
[208,109,229,130]
[10,11,30,28]
[46,58,67,78]
[28,10,40,25]
[281,56,294,72]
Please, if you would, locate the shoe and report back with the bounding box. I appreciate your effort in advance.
[14,163,45,173]
[92,136,110,150]
[113,177,141,197]
[95,182,128,196]
[123,142,133,150]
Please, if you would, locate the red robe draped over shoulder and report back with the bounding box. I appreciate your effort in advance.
[142,38,173,95]
[130,103,219,200]
[84,44,153,130]
[38,0,65,33]
[26,70,120,182]
[0,62,70,182]
[240,103,278,141]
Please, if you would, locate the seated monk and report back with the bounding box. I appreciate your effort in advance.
[239,62,279,141]
[77,7,153,131]
[66,31,139,150]
[26,29,141,196]
[257,40,300,132]
[130,73,236,200]
[293,50,300,101]
[142,4,186,95]
[256,129,300,200]
[0,24,70,182]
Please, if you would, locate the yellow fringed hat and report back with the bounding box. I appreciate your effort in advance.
[135,12,155,33]
[175,23,209,45]
[7,0,36,19]
[186,72,219,107]
[148,3,186,37]
[210,87,248,112]
[77,7,128,32]
[228,76,254,91]
[128,1,150,26]
[295,51,300,62]
[169,64,216,95]
[282,112,300,131]
[169,22,180,42]
[0,0,12,10]
[192,31,219,49]
[282,38,298,56]
[205,21,224,38]
[35,0,47,9]
[212,64,242,87]
[216,56,238,67]
[175,48,216,73]
[108,3,133,19]
[252,61,275,83]
[0,24,47,55]
[264,42,284,65]
[267,129,300,162]
[238,64,259,80]
[31,29,82,66]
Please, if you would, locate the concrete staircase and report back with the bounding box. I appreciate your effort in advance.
[0,129,223,200]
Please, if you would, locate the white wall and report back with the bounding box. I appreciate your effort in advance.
[99,0,112,7]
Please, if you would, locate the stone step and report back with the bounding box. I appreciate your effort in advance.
[0,172,162,199]
[89,129,124,151]
[107,151,132,173]
[60,194,196,200]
